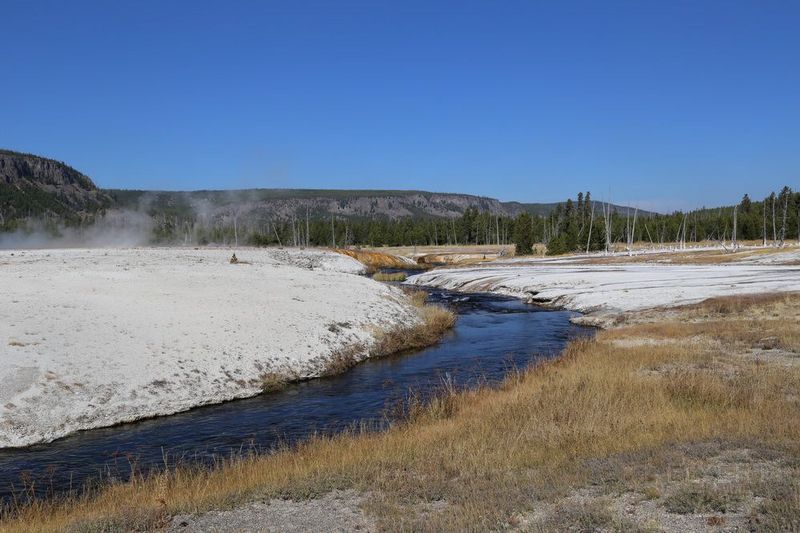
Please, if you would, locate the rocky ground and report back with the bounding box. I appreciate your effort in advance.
[163,441,797,533]
[168,490,374,533]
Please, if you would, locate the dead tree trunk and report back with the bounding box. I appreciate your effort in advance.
[772,194,777,243]
[779,189,789,246]
[272,221,282,247]
[680,214,688,250]
[628,207,638,256]
[602,201,612,254]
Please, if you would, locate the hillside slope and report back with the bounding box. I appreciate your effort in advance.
[109,188,515,220]
[0,150,111,225]
[0,150,653,231]
[109,188,653,222]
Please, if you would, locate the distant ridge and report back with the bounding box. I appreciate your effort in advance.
[108,188,655,221]
[0,150,654,227]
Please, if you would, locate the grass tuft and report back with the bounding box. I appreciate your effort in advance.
[372,271,407,282]
[259,372,292,393]
[320,344,365,377]
[663,483,742,514]
[369,303,455,358]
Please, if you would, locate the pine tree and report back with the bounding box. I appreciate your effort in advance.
[513,213,533,255]
[740,194,751,213]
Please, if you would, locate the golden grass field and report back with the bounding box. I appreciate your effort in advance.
[3,293,799,531]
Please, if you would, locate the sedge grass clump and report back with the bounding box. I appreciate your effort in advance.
[370,303,455,358]
[392,289,456,349]
[259,372,292,393]
[321,344,365,377]
[372,272,407,282]
[401,287,430,308]
[664,483,743,514]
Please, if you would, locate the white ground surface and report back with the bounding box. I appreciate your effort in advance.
[0,247,419,448]
[408,258,800,319]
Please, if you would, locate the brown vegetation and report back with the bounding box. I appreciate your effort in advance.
[368,292,456,359]
[259,372,294,393]
[371,271,407,282]
[333,248,421,270]
[4,293,799,531]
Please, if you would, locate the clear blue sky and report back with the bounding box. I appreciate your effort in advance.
[2,1,798,212]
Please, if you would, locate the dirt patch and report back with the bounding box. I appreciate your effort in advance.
[168,490,374,533]
[517,441,800,532]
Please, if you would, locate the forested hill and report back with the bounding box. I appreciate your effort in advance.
[0,150,112,226]
[109,188,512,220]
[107,188,648,221]
[0,149,646,230]
[8,149,796,254]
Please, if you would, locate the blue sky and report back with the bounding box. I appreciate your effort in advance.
[2,1,798,212]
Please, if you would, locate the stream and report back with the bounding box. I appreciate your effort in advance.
[0,288,591,506]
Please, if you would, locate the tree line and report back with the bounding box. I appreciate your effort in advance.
[4,185,798,255]
[148,186,798,255]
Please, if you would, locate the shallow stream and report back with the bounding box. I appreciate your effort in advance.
[0,288,590,505]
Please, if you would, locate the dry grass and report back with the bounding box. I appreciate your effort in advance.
[371,271,407,282]
[369,293,455,360]
[319,344,365,377]
[610,293,800,354]
[4,294,800,531]
[258,371,294,393]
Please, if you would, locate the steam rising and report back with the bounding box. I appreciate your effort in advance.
[0,210,154,250]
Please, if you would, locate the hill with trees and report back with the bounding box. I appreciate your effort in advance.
[0,150,112,230]
[1,150,796,253]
